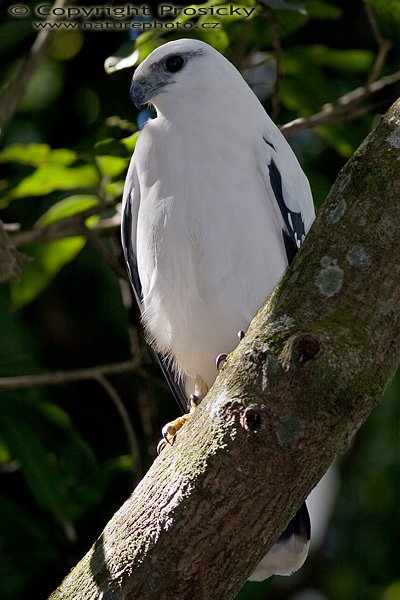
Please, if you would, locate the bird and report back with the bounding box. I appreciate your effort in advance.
[121,38,315,581]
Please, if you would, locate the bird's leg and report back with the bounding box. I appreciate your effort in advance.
[157,375,209,453]
[215,330,246,372]
[193,374,209,400]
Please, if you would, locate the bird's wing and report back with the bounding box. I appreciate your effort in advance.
[121,157,188,412]
[261,133,315,265]
[121,158,142,305]
[248,501,310,581]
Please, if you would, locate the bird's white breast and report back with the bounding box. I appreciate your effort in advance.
[135,115,287,392]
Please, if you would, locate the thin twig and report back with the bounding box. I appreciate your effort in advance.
[10,202,118,248]
[95,373,143,480]
[282,69,400,137]
[264,6,282,120]
[0,360,139,389]
[364,1,385,46]
[0,0,75,140]
[364,2,391,86]
[367,39,392,86]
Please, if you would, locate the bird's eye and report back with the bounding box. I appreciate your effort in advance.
[165,55,184,73]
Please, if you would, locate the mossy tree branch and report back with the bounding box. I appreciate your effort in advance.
[49,99,400,600]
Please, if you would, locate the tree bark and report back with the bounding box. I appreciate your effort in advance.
[49,99,400,600]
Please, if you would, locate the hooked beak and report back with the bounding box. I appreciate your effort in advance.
[130,79,147,109]
[130,76,166,109]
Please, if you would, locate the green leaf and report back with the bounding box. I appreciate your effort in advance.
[122,131,140,153]
[96,155,129,178]
[365,0,400,39]
[135,31,161,50]
[9,196,101,307]
[199,27,230,52]
[280,61,339,115]
[36,195,100,227]
[1,164,99,206]
[0,393,104,524]
[105,38,162,73]
[105,50,139,74]
[103,116,137,134]
[10,237,87,308]
[103,180,125,199]
[280,47,373,116]
[0,143,76,167]
[94,133,138,161]
[249,4,307,42]
[383,581,400,600]
[305,0,342,19]
[304,45,374,72]
[0,393,72,524]
[103,40,137,73]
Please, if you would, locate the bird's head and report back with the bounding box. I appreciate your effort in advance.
[129,39,238,115]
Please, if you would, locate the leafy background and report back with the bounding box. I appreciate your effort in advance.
[0,0,399,599]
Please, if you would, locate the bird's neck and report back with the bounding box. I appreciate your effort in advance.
[154,83,262,133]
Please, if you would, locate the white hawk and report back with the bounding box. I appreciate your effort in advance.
[121,38,315,580]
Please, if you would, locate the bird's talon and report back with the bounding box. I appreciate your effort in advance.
[157,376,208,453]
[158,412,191,452]
[190,393,201,408]
[161,422,171,439]
[216,353,228,371]
[157,439,166,454]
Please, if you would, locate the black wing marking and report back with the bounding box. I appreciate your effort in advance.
[121,192,142,303]
[122,195,188,412]
[263,135,275,151]
[266,147,306,266]
[278,502,311,544]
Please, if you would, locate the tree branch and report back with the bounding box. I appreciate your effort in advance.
[0,219,30,282]
[9,202,118,249]
[95,373,143,480]
[364,1,391,85]
[49,99,400,600]
[282,70,400,136]
[0,360,138,389]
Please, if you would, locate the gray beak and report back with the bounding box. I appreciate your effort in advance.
[130,74,167,110]
[130,80,147,109]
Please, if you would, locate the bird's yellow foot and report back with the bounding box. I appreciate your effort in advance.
[157,376,208,453]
